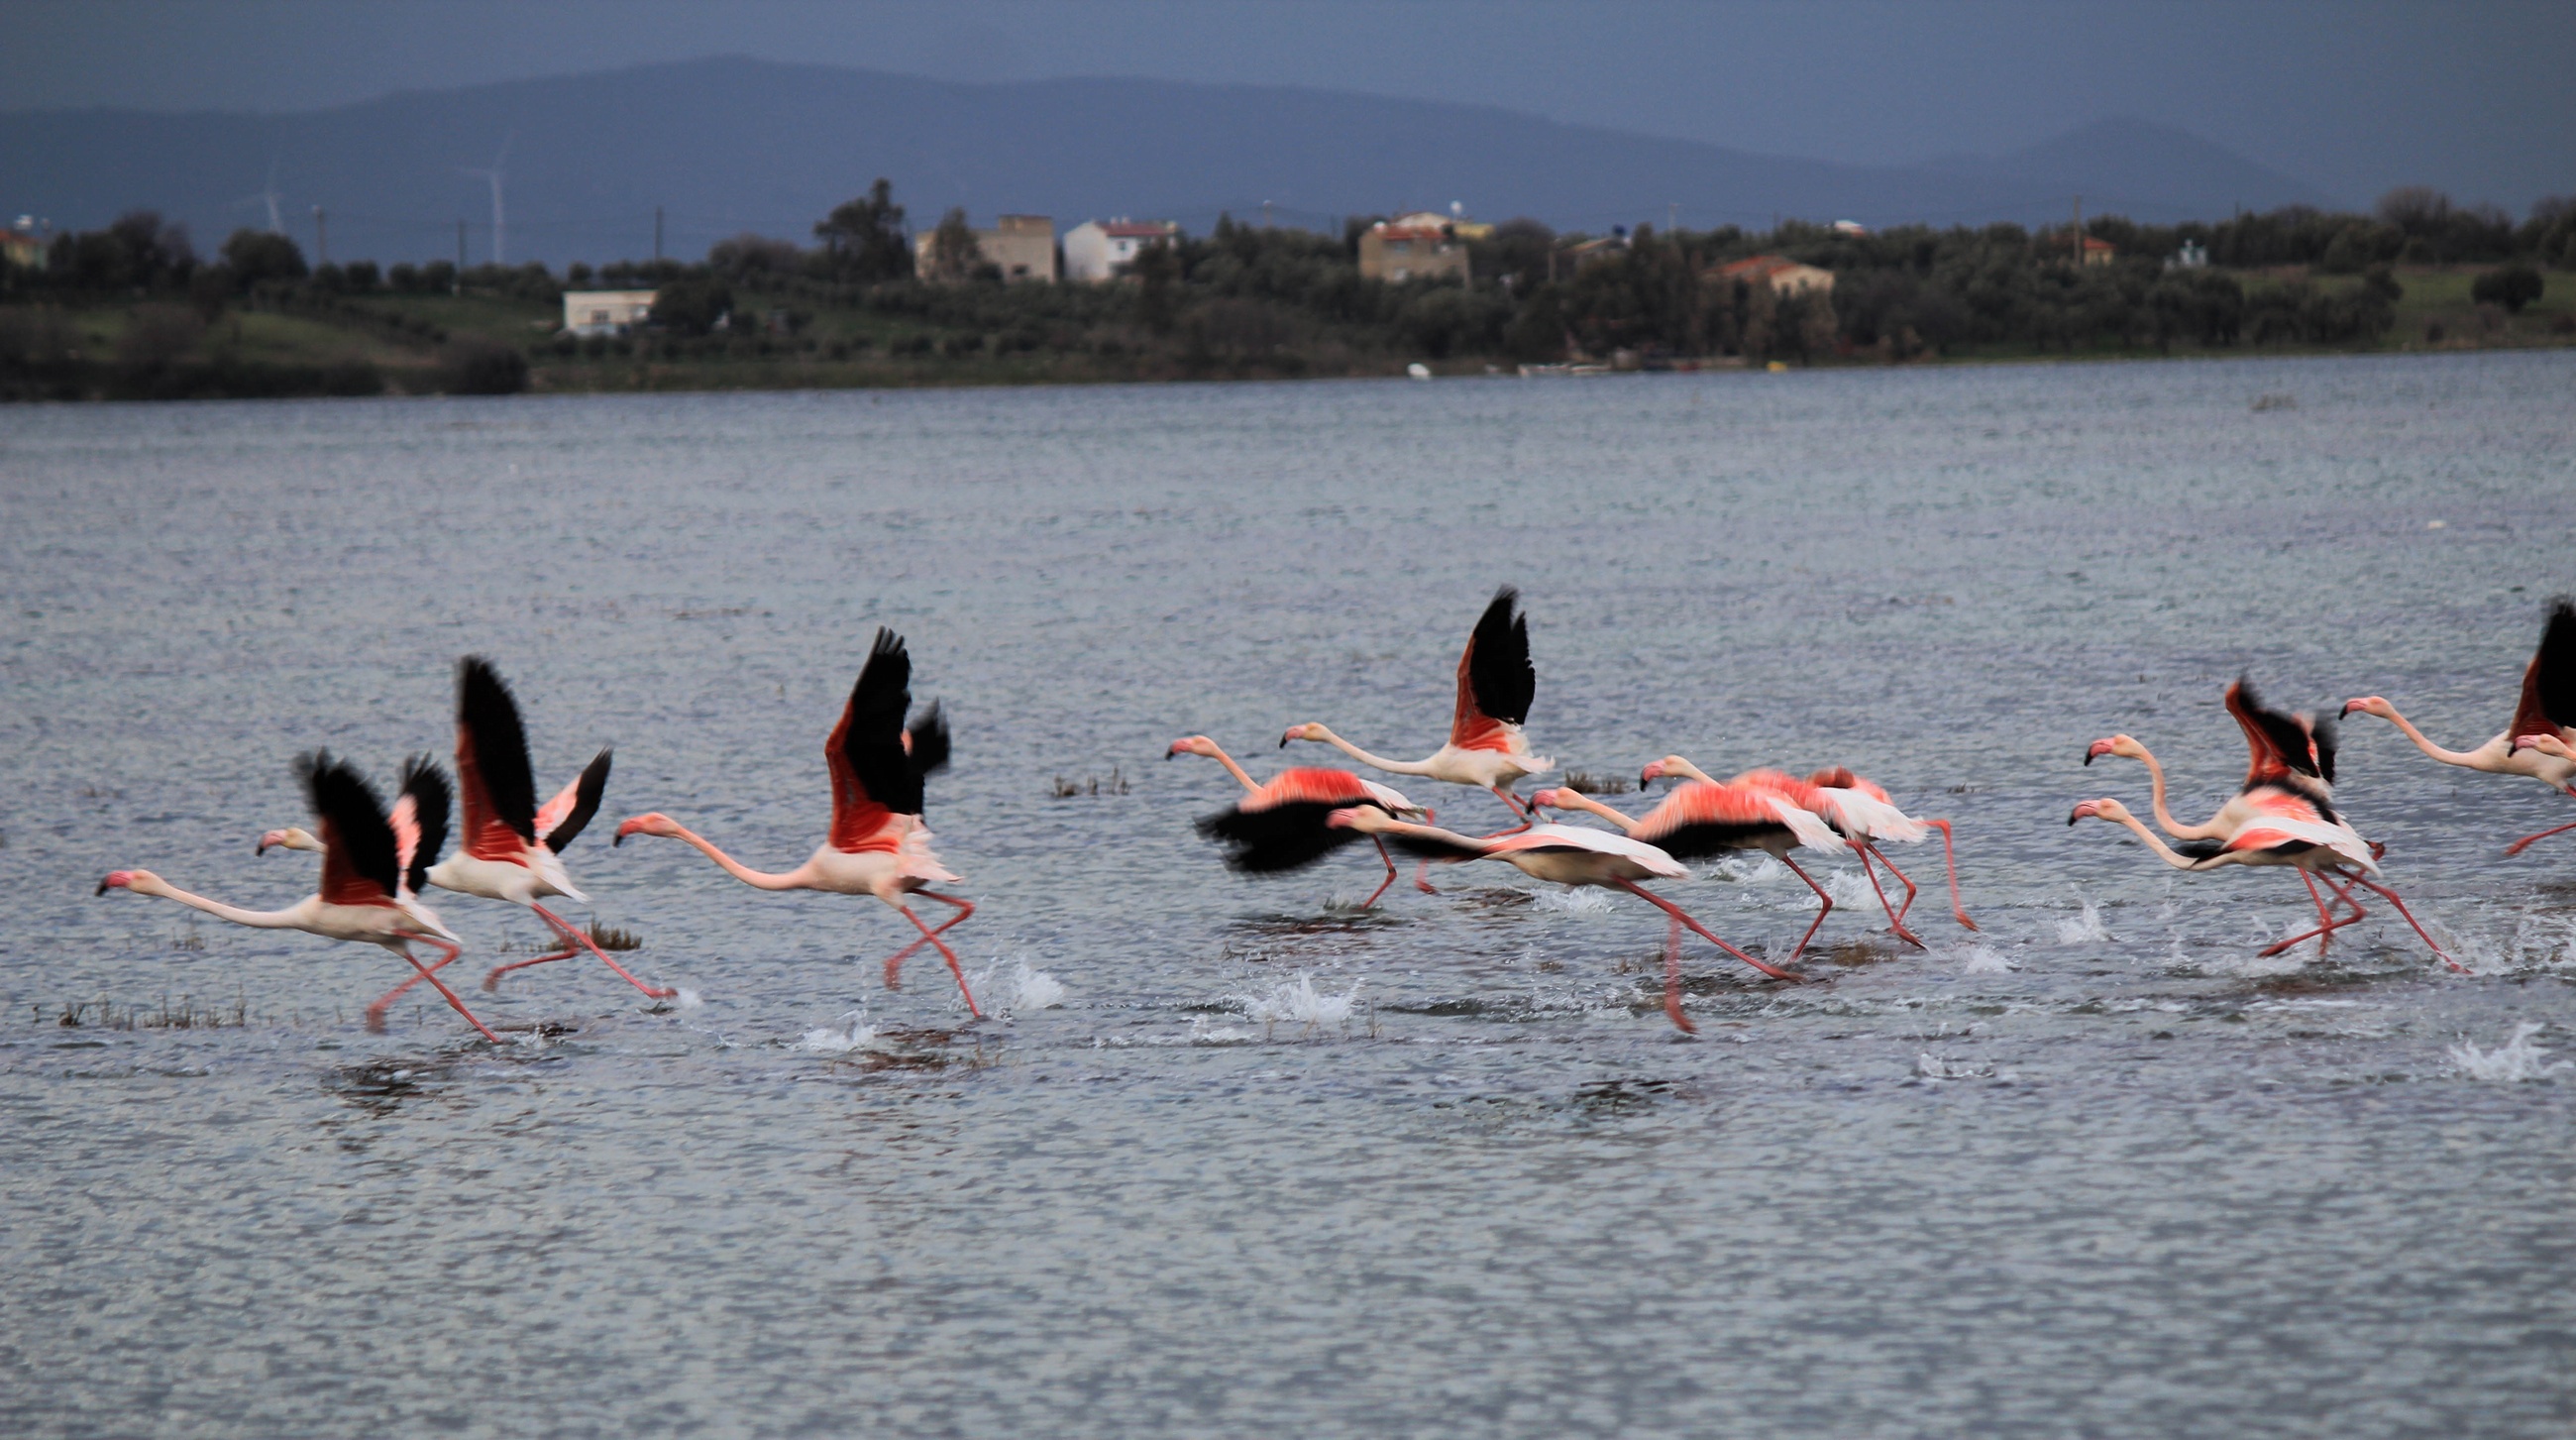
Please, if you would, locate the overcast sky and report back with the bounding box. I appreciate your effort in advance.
[11,0,2572,212]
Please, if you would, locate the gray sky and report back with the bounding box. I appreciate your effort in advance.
[10,0,2572,212]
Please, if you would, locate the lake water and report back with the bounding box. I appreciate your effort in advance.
[4,354,2574,1437]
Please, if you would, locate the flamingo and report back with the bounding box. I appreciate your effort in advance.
[1633,756,1907,949]
[1281,586,1556,823]
[612,627,981,1016]
[2341,598,2576,855]
[97,752,500,1042]
[1802,766,1977,936]
[1537,768,1853,956]
[1165,735,1430,907]
[260,656,672,1008]
[1319,806,1794,1034]
[2072,679,2460,970]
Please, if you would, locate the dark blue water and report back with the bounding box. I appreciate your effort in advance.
[4,353,2574,1437]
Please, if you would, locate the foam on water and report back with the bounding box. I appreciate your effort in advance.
[1532,887,1618,916]
[794,1010,883,1054]
[2055,899,2112,945]
[674,987,704,1010]
[1955,943,2016,974]
[2449,1023,2565,1081]
[1236,972,1362,1033]
[965,959,1070,1016]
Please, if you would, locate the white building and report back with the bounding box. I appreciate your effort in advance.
[562,289,658,336]
[1063,219,1181,283]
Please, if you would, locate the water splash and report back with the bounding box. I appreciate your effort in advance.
[2055,899,2111,945]
[795,1010,883,1054]
[674,987,704,1010]
[1914,1052,1994,1080]
[2448,1023,2565,1081]
[1532,888,1617,916]
[1792,867,1883,913]
[1237,972,1362,1034]
[1188,1016,1252,1045]
[965,959,1069,1016]
[1956,944,2016,974]
[2428,908,2576,977]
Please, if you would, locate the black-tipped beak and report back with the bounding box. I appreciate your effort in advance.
[2081,750,2095,767]
[2065,809,2082,827]
[612,831,625,847]
[1278,735,1291,749]
[94,876,112,895]
[256,840,270,855]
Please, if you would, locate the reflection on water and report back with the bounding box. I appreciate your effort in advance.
[4,355,2576,1436]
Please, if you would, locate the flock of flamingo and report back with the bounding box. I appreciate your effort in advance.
[93,590,2576,1040]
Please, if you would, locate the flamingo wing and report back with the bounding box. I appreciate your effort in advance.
[300,751,400,907]
[827,628,921,850]
[1449,587,1535,752]
[394,756,452,897]
[1484,824,1690,877]
[534,749,612,852]
[1197,768,1390,872]
[2225,678,2324,789]
[905,701,951,778]
[456,656,538,859]
[2509,597,2576,748]
[1629,782,1787,858]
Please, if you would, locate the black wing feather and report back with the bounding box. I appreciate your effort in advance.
[2308,710,2340,786]
[1196,800,1370,874]
[846,628,924,816]
[2537,598,2576,728]
[545,749,612,852]
[907,701,951,781]
[2235,677,2323,780]
[458,655,538,839]
[1648,819,1793,861]
[299,751,399,899]
[1466,587,1537,726]
[398,755,452,895]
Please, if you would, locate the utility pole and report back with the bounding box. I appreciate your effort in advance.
[455,219,466,289]
[2073,194,2083,266]
[312,206,327,266]
[1668,201,1678,235]
[1262,199,1273,229]
[654,206,664,264]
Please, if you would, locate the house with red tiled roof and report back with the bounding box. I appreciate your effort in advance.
[1707,254,1835,297]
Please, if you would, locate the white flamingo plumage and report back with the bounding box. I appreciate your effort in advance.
[2341,597,2576,855]
[1166,734,1428,907]
[1538,767,1855,956]
[612,627,981,1016]
[100,753,499,1041]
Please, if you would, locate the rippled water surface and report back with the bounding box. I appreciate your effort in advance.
[6,355,2576,1437]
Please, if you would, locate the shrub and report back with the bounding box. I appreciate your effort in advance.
[2470,264,2544,314]
[439,338,528,394]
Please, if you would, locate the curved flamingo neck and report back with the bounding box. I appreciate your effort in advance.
[666,823,814,891]
[2125,744,2224,839]
[1188,742,1259,793]
[2092,809,2202,870]
[1305,726,1435,777]
[1660,757,1716,785]
[2371,703,2493,770]
[1550,791,1640,832]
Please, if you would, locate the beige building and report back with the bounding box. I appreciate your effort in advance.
[2,216,49,271]
[1708,255,1836,297]
[915,214,1059,283]
[562,289,658,335]
[1063,219,1181,282]
[1357,214,1470,283]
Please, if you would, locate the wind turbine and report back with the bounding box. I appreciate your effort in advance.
[234,157,284,234]
[458,134,514,265]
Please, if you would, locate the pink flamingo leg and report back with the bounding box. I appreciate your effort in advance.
[1853,843,1926,948]
[2342,871,2469,973]
[1614,877,1795,989]
[2503,818,2576,857]
[1413,858,1441,895]
[1359,838,1399,909]
[1492,786,1537,833]
[894,901,981,1017]
[367,946,460,1031]
[482,935,580,991]
[530,903,675,1000]
[1658,910,1693,1033]
[879,891,975,989]
[377,938,500,1043]
[2260,870,2367,958]
[1869,844,1924,928]
[1778,855,1837,958]
[1925,819,1977,931]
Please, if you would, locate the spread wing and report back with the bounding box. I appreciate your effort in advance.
[905,702,951,780]
[394,756,451,897]
[828,628,922,849]
[1195,767,1391,873]
[1449,587,1535,751]
[1634,781,1838,858]
[2509,598,2576,748]
[299,751,398,906]
[2226,678,2323,789]
[535,749,612,852]
[456,656,537,856]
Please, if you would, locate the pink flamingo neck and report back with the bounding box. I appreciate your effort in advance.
[1301,725,1436,777]
[663,822,815,891]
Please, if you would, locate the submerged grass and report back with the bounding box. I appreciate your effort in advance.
[50,991,252,1030]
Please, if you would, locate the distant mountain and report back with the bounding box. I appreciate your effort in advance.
[1921,117,2340,216]
[0,58,2334,266]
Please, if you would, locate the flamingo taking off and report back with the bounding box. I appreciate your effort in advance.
[613,627,981,1016]
[260,656,672,1008]
[1538,766,1854,956]
[99,752,500,1042]
[1319,806,1794,1034]
[1281,587,1556,823]
[2341,598,2576,855]
[1802,766,1977,937]
[1166,734,1429,907]
[2072,679,2460,970]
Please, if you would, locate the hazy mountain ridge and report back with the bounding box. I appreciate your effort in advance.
[0,56,2335,265]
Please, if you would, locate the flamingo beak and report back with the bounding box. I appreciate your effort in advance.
[94,875,112,895]
[2083,738,2115,766]
[2339,699,2364,718]
[2066,803,2093,826]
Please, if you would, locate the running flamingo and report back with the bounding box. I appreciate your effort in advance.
[1166,735,1429,907]
[98,753,500,1041]
[2073,680,2460,970]
[1320,806,1795,1034]
[2341,598,2576,855]
[1635,756,1913,948]
[613,627,980,1016]
[1539,766,1853,955]
[1804,766,1977,936]
[260,657,672,1007]
[1281,587,1556,821]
